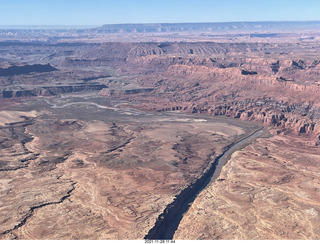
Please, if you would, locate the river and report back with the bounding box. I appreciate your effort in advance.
[145,128,267,239]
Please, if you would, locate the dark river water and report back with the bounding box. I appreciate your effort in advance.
[147,128,266,239]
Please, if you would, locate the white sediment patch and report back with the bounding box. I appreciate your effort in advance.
[44,99,117,110]
[306,208,318,217]
[156,118,208,123]
[0,110,39,126]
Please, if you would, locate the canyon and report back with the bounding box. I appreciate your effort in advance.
[1,22,320,240]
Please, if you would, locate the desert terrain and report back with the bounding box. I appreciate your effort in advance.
[1,22,320,240]
[0,93,258,239]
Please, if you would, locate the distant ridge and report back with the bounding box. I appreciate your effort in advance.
[0,25,98,30]
[95,21,320,33]
[1,21,320,34]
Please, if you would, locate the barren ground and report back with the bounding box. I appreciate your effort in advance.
[0,93,258,239]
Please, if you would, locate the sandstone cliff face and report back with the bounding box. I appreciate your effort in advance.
[60,42,279,70]
[164,64,320,140]
[87,42,320,144]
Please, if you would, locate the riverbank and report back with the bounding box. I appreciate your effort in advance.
[145,127,268,239]
[174,130,320,240]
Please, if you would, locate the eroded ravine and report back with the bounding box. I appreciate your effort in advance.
[1,181,76,236]
[144,127,268,240]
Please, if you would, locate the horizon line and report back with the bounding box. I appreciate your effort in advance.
[1,20,320,26]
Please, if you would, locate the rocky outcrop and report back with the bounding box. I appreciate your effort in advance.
[98,88,154,96]
[0,64,57,76]
[0,84,107,99]
[241,70,258,75]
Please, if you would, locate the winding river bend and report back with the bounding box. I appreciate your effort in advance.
[145,127,266,240]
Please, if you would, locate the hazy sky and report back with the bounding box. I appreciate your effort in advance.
[0,0,319,25]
